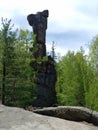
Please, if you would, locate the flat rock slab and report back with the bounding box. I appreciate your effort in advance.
[0,105,98,130]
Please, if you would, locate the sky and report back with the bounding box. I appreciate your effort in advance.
[0,0,98,56]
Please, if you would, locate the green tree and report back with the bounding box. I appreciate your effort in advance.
[86,35,98,110]
[89,35,98,67]
[0,18,16,104]
[0,19,36,107]
[12,29,36,107]
[56,50,91,106]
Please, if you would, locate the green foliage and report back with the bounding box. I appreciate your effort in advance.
[56,49,96,109]
[0,18,36,107]
[85,76,98,110]
[0,18,16,104]
[89,35,98,66]
[56,36,98,111]
[86,35,98,111]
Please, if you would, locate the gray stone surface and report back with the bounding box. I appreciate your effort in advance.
[0,105,98,130]
[34,106,98,126]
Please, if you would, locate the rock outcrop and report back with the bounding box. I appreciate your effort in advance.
[34,106,98,126]
[0,105,98,130]
[27,10,57,107]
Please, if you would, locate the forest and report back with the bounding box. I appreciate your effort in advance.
[0,18,98,111]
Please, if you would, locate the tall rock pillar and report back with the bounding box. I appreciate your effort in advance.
[27,10,56,107]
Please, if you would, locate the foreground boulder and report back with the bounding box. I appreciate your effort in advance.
[34,106,98,126]
[0,105,98,130]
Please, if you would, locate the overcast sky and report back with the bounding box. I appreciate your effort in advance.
[0,0,98,56]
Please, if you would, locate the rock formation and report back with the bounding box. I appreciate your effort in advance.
[27,10,57,107]
[34,106,98,126]
[0,105,98,130]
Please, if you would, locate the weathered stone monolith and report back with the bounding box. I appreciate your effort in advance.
[27,10,57,107]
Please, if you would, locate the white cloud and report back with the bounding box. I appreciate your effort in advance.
[46,42,69,56]
[0,0,98,55]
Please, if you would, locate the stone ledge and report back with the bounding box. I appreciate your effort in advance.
[34,106,98,126]
[0,105,98,130]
